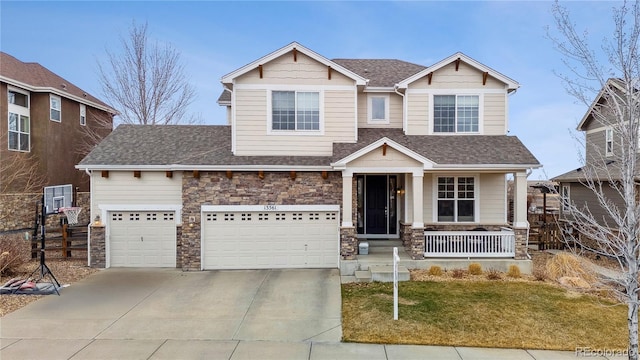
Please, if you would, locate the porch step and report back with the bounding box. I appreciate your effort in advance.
[354,270,372,283]
[369,265,410,282]
[364,240,404,254]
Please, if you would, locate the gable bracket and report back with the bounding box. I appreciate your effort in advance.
[328,66,332,80]
[482,72,488,85]
[258,64,263,79]
[293,48,297,62]
[427,72,433,85]
[382,143,387,156]
[455,58,461,71]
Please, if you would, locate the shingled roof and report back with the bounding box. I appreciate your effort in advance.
[78,125,540,169]
[331,59,426,88]
[0,52,115,113]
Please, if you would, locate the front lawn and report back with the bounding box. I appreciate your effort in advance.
[342,281,627,350]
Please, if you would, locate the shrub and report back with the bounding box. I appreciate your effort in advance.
[532,268,548,281]
[468,263,483,275]
[451,268,465,279]
[0,233,31,275]
[428,266,443,276]
[546,252,595,283]
[507,265,521,278]
[486,268,502,280]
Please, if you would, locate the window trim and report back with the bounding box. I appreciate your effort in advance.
[605,127,613,156]
[367,94,390,124]
[267,90,324,135]
[7,86,31,152]
[433,175,479,223]
[561,184,571,212]
[430,93,482,134]
[80,104,87,126]
[50,94,61,122]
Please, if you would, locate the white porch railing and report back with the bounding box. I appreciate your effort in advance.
[424,229,516,258]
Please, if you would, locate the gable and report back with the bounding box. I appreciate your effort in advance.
[346,145,424,168]
[408,61,506,90]
[235,51,355,86]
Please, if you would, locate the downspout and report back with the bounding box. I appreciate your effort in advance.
[394,85,406,133]
[223,84,235,153]
[85,168,92,267]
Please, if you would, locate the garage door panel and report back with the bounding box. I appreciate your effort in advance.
[203,209,338,270]
[109,211,176,268]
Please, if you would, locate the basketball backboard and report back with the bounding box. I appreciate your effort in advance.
[43,184,72,214]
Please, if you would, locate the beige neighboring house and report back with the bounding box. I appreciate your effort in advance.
[77,42,540,272]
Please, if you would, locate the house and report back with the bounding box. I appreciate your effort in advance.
[552,78,635,227]
[77,42,540,271]
[0,52,116,231]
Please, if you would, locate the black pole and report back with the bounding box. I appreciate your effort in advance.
[40,195,46,276]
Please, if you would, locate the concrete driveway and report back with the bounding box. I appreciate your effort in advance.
[1,268,341,358]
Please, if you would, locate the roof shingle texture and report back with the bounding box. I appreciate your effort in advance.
[331,59,426,88]
[79,125,540,167]
[0,52,111,109]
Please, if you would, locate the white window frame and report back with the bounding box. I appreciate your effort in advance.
[7,86,30,152]
[367,94,390,124]
[605,128,613,156]
[80,104,86,126]
[561,185,571,212]
[267,90,324,135]
[50,94,61,122]
[431,94,480,134]
[433,175,479,223]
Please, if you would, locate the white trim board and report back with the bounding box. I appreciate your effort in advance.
[201,204,340,213]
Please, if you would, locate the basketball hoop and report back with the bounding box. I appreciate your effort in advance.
[59,207,82,226]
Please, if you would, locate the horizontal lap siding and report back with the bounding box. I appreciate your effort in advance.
[483,93,506,135]
[420,62,505,90]
[235,89,355,156]
[91,171,183,219]
[357,92,403,128]
[347,146,422,168]
[479,173,506,223]
[406,93,429,135]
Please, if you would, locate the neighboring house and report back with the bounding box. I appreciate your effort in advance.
[552,78,633,227]
[77,42,540,271]
[0,52,116,229]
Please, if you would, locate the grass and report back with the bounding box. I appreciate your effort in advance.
[342,281,627,350]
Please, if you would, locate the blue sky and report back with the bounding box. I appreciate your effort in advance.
[0,1,621,180]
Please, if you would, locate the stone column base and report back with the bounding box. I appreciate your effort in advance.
[89,225,106,268]
[513,227,529,260]
[340,226,357,260]
[400,222,412,251]
[410,226,425,260]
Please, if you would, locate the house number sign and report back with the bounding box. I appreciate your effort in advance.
[264,205,278,211]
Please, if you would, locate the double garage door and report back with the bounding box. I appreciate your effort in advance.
[109,211,177,267]
[202,205,340,270]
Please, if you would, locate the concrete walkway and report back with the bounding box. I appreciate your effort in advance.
[0,268,624,359]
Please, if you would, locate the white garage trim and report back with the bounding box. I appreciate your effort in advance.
[99,204,182,268]
[201,204,340,270]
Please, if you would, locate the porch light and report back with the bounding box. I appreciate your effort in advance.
[397,187,405,196]
[93,216,102,226]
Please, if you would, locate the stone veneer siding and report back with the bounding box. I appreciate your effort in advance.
[0,192,91,232]
[89,225,105,268]
[180,171,342,271]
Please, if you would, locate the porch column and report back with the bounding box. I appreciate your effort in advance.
[342,171,353,227]
[412,171,424,228]
[513,171,528,228]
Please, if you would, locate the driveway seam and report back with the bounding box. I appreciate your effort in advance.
[145,338,168,360]
[302,324,342,342]
[68,338,95,360]
[231,269,271,340]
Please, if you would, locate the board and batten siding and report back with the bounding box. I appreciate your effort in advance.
[91,171,183,219]
[234,89,356,156]
[423,173,506,224]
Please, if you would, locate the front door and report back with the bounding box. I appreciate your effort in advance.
[357,175,398,237]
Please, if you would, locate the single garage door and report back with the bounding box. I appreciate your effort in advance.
[202,205,339,270]
[108,211,177,267]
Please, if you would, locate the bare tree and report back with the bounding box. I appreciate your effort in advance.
[74,108,115,157]
[549,1,640,358]
[0,138,47,195]
[97,21,198,125]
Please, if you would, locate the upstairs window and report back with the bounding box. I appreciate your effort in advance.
[605,128,613,156]
[437,176,475,222]
[368,95,389,124]
[271,91,319,131]
[8,87,30,152]
[80,104,87,126]
[50,95,61,122]
[433,95,479,133]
